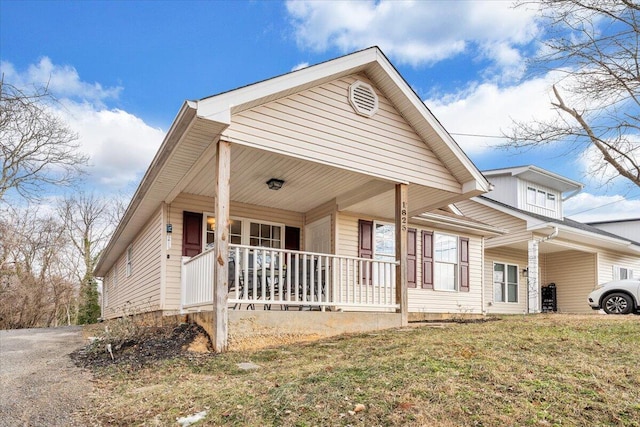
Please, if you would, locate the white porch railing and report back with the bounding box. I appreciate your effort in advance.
[181,244,399,311]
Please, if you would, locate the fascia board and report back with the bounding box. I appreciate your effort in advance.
[95,102,198,275]
[196,48,378,122]
[414,213,506,236]
[372,54,491,194]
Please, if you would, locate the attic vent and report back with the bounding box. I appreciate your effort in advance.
[349,81,378,117]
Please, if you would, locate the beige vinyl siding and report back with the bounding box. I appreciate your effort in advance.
[543,250,597,314]
[457,199,532,248]
[597,250,640,284]
[409,232,483,315]
[336,212,484,314]
[224,74,461,192]
[102,206,163,319]
[164,193,305,311]
[484,247,528,314]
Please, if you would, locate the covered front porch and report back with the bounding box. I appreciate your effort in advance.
[182,244,398,312]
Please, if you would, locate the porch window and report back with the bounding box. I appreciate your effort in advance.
[204,214,282,249]
[250,222,282,248]
[374,222,395,262]
[613,265,634,280]
[494,262,518,303]
[434,233,458,291]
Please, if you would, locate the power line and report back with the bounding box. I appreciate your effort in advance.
[449,132,509,139]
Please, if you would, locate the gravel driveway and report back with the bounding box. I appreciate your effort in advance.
[0,326,93,426]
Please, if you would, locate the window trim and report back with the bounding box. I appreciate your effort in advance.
[613,265,634,280]
[373,221,395,262]
[202,213,285,250]
[433,232,459,292]
[493,261,519,303]
[526,185,557,211]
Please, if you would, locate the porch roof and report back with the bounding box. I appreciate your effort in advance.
[95,47,490,276]
[474,196,640,255]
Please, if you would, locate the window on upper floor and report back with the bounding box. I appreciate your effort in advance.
[527,186,557,210]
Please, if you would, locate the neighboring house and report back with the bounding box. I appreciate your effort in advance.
[95,47,497,351]
[588,218,640,248]
[456,165,640,315]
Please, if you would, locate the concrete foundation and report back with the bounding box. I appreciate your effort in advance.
[189,310,403,351]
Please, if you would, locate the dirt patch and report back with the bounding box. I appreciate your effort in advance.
[71,323,212,370]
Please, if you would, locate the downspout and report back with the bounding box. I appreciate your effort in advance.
[540,227,559,243]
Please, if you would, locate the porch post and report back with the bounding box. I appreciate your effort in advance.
[213,140,231,352]
[527,239,540,314]
[395,183,408,326]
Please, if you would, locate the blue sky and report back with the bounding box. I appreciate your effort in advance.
[1,0,639,221]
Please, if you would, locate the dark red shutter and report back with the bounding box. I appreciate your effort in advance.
[459,237,470,292]
[358,220,373,285]
[182,211,203,257]
[422,231,433,289]
[358,220,373,259]
[407,228,417,288]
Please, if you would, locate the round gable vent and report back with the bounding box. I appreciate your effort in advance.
[349,80,378,117]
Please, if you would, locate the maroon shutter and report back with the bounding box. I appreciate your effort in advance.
[358,220,373,285]
[358,220,373,259]
[407,228,417,288]
[459,237,470,292]
[182,211,203,257]
[422,231,433,289]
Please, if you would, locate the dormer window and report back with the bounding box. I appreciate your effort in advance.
[527,186,557,210]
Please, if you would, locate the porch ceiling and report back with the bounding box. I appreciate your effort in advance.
[180,144,463,217]
[183,144,379,213]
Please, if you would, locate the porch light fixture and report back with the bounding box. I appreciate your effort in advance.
[266,178,285,191]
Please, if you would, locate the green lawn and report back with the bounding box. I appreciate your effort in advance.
[84,314,640,426]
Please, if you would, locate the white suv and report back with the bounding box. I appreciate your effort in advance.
[588,279,640,315]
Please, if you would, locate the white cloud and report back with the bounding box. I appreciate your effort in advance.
[1,57,121,104]
[286,0,539,78]
[1,58,164,191]
[564,192,640,222]
[57,101,164,187]
[425,72,561,155]
[291,62,309,71]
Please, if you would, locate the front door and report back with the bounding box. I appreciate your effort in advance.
[183,211,203,257]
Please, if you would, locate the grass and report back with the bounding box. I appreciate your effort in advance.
[83,314,640,426]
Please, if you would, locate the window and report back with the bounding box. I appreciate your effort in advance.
[204,215,282,249]
[374,223,395,262]
[613,266,635,280]
[546,193,556,210]
[126,245,133,277]
[527,186,557,210]
[494,262,518,303]
[434,233,458,290]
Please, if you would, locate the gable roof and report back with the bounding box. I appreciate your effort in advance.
[474,196,640,254]
[95,47,490,276]
[483,165,583,197]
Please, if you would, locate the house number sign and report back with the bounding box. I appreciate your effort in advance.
[401,201,408,231]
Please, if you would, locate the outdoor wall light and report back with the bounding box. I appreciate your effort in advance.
[266,178,285,190]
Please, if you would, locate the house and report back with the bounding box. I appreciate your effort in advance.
[456,165,640,314]
[95,47,498,351]
[588,218,640,247]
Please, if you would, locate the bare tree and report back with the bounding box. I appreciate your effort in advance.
[505,1,640,188]
[0,78,88,202]
[0,206,75,329]
[58,192,115,324]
